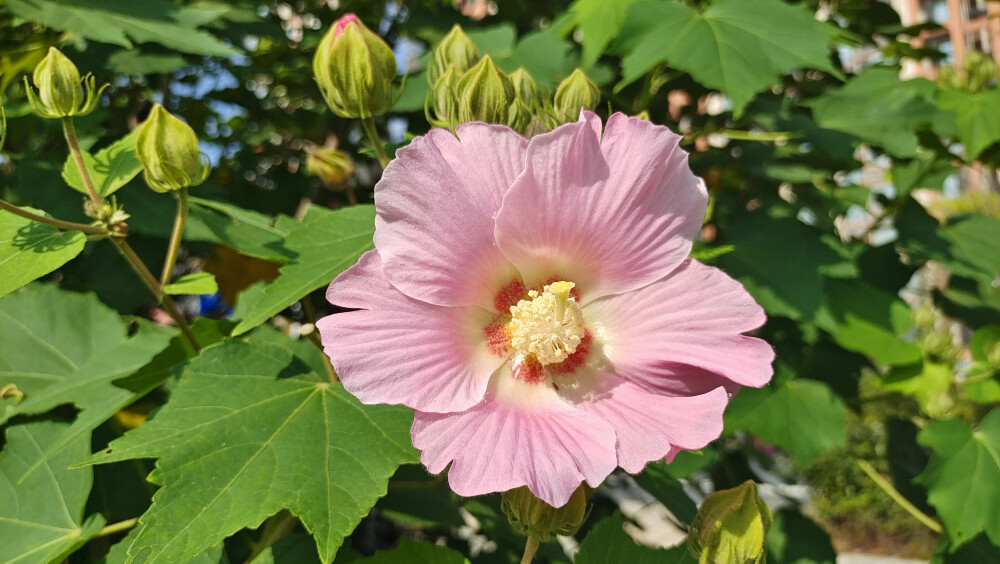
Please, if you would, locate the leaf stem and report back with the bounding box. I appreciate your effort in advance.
[160,187,189,286]
[520,535,540,564]
[0,198,106,234]
[855,458,942,534]
[61,117,102,206]
[244,510,298,564]
[111,238,201,352]
[360,117,391,168]
[98,517,139,537]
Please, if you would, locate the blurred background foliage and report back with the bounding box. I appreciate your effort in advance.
[2,0,1000,562]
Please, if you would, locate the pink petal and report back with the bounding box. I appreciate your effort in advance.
[584,258,773,392]
[317,250,500,413]
[495,111,707,302]
[411,370,617,507]
[374,123,527,310]
[561,369,728,473]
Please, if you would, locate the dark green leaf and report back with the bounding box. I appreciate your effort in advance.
[81,340,417,564]
[634,462,698,524]
[362,538,469,564]
[0,208,86,298]
[818,279,922,366]
[917,409,1000,549]
[765,509,837,564]
[0,421,105,564]
[232,205,375,336]
[576,513,694,564]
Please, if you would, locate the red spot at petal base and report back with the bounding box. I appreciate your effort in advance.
[493,278,527,314]
[512,355,545,384]
[484,316,511,356]
[549,329,593,375]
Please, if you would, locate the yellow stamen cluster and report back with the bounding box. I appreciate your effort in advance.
[508,281,585,365]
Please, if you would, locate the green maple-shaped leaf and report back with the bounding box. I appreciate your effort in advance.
[615,0,841,116]
[818,279,922,366]
[570,0,639,68]
[725,377,846,464]
[0,208,86,299]
[0,421,105,564]
[232,205,375,336]
[918,409,1000,550]
[6,0,238,56]
[81,340,417,564]
[0,284,175,458]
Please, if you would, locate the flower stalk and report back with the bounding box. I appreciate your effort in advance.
[361,117,391,168]
[520,536,539,564]
[160,187,189,286]
[0,198,106,234]
[62,117,101,206]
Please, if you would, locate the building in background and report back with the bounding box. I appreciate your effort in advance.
[892,0,1000,77]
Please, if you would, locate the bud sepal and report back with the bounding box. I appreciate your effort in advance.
[24,47,107,119]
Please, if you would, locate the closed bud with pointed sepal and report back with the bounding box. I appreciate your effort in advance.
[430,24,480,84]
[313,13,397,118]
[24,47,106,119]
[135,104,210,193]
[509,67,541,110]
[307,146,355,188]
[688,480,772,564]
[552,68,600,124]
[456,55,515,125]
[426,66,461,130]
[501,484,589,541]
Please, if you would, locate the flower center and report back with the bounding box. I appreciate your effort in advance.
[507,281,585,365]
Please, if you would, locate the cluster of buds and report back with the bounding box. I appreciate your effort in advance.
[425,25,601,135]
[84,198,130,236]
[24,47,106,119]
[313,14,397,119]
[135,104,210,193]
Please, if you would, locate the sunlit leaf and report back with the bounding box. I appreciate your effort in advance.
[0,208,86,298]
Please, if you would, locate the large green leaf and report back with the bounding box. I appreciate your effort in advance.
[187,197,293,262]
[0,284,176,466]
[7,0,238,56]
[917,409,1000,550]
[0,421,105,564]
[937,88,1000,160]
[362,538,469,564]
[569,0,639,68]
[818,279,922,366]
[896,201,1000,282]
[716,213,842,321]
[615,0,841,116]
[0,207,86,299]
[576,513,694,564]
[232,205,376,336]
[806,68,938,158]
[61,130,142,198]
[81,340,417,564]
[725,378,846,464]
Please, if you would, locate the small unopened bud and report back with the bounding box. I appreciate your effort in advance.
[135,104,210,193]
[509,67,541,110]
[24,47,106,119]
[457,55,515,125]
[688,480,772,564]
[426,66,461,130]
[552,68,600,124]
[501,484,589,541]
[313,13,397,118]
[430,25,480,84]
[307,146,355,188]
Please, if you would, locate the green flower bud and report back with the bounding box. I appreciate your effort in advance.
[307,146,355,188]
[135,104,210,193]
[501,484,589,541]
[430,24,480,84]
[688,480,772,564]
[24,47,106,119]
[552,68,601,124]
[506,100,533,134]
[914,305,936,330]
[456,55,515,125]
[426,66,461,130]
[987,341,1000,370]
[509,67,541,110]
[313,13,397,119]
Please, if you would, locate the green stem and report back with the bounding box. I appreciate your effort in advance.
[61,117,102,206]
[360,117,391,168]
[855,459,943,534]
[244,510,297,564]
[112,238,201,352]
[160,187,189,286]
[0,198,106,234]
[98,517,138,537]
[520,536,540,564]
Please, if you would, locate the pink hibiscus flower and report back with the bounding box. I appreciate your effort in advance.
[317,111,774,507]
